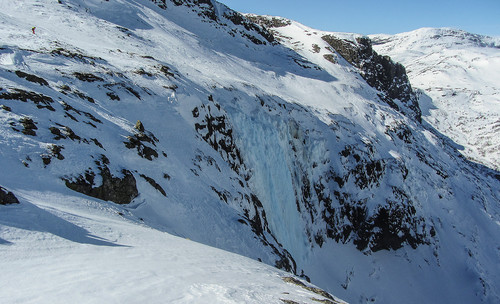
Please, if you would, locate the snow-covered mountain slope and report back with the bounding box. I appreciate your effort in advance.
[0,190,344,304]
[369,28,500,171]
[1,1,500,304]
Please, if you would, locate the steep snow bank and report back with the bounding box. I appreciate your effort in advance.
[0,189,344,304]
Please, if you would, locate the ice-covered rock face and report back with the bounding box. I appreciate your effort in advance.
[224,96,317,261]
[1,1,500,304]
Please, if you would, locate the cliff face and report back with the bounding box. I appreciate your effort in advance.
[0,1,499,304]
[322,35,421,122]
[250,15,421,122]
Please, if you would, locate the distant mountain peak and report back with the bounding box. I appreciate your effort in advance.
[371,27,500,50]
[370,27,500,172]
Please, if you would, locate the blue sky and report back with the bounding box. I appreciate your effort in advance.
[220,0,500,36]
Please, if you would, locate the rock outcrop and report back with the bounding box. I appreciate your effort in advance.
[322,35,421,122]
[64,157,138,205]
[0,187,20,205]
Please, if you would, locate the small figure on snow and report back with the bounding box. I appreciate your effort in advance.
[31,27,36,34]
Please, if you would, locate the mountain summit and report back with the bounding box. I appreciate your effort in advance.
[369,27,500,171]
[1,1,499,303]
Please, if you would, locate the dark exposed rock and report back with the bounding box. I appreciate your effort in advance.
[124,135,159,160]
[192,107,199,118]
[319,184,430,252]
[159,0,217,20]
[158,65,175,78]
[323,54,336,64]
[40,144,65,167]
[273,248,296,274]
[125,86,141,99]
[103,82,141,100]
[73,89,95,103]
[193,96,246,176]
[211,186,229,203]
[64,157,138,205]
[48,145,64,160]
[61,102,102,124]
[140,174,166,196]
[193,150,221,172]
[223,11,275,45]
[0,186,20,205]
[61,101,78,113]
[385,121,414,144]
[1,105,11,111]
[0,88,55,111]
[238,193,297,274]
[293,58,321,70]
[281,277,336,301]
[40,144,65,162]
[41,155,51,166]
[59,84,71,92]
[51,48,102,64]
[49,126,65,140]
[416,150,449,179]
[100,154,110,165]
[91,138,104,149]
[312,44,321,53]
[322,36,359,63]
[195,0,217,21]
[151,0,167,9]
[155,0,274,45]
[246,15,292,28]
[19,117,38,136]
[322,35,421,122]
[15,70,49,86]
[134,68,154,77]
[62,126,81,141]
[300,138,435,253]
[310,298,340,304]
[73,72,104,82]
[49,144,65,160]
[124,122,159,161]
[116,26,132,36]
[338,145,385,189]
[107,91,120,100]
[314,233,324,247]
[352,159,385,189]
[135,120,145,132]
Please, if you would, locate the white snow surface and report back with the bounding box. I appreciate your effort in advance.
[0,2,499,304]
[0,190,344,304]
[369,28,500,171]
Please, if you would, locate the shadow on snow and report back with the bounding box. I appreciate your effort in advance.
[0,201,129,247]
